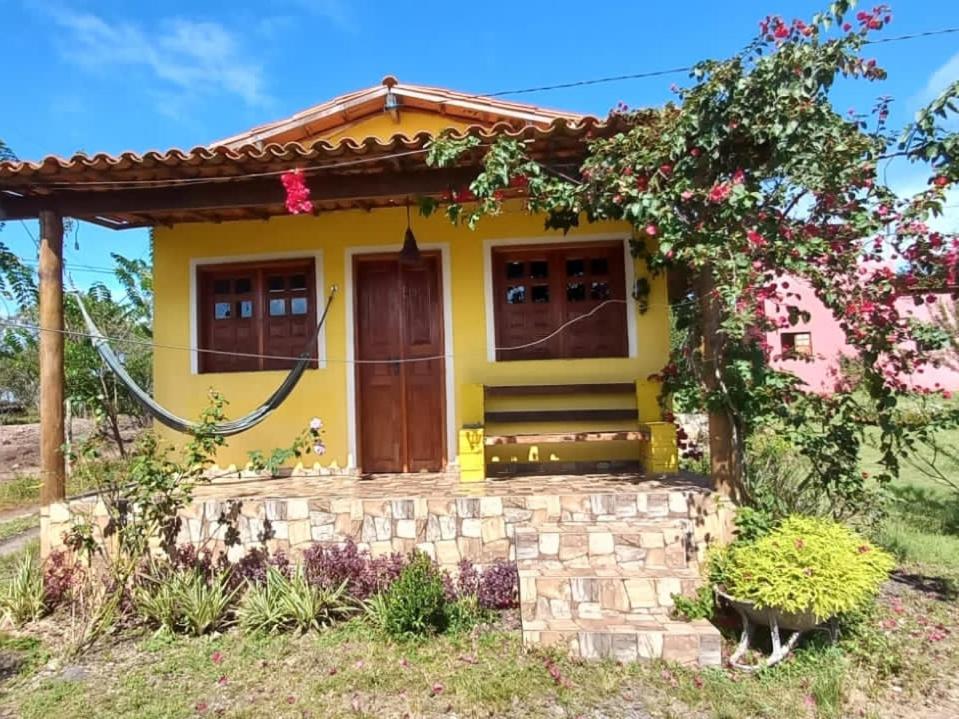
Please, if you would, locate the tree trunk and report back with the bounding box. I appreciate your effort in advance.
[697,267,744,500]
[39,210,66,504]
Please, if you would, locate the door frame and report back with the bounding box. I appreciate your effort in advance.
[344,243,456,472]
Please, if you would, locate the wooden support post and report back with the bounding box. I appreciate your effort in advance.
[39,210,66,505]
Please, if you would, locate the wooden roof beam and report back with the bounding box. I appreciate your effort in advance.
[0,166,479,223]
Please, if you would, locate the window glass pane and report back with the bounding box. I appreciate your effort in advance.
[590,281,611,300]
[532,285,550,303]
[234,277,253,294]
[290,297,308,315]
[506,286,526,304]
[506,261,524,279]
[214,302,232,319]
[213,279,231,295]
[269,298,286,316]
[268,276,285,292]
[566,259,585,277]
[289,274,307,291]
[530,261,549,279]
[590,258,609,275]
[567,282,586,302]
[238,300,253,319]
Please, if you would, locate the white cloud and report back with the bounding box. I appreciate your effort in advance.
[917,50,959,105]
[289,0,357,33]
[47,8,270,107]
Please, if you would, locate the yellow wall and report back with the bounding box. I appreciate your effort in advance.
[315,110,474,144]
[152,208,670,468]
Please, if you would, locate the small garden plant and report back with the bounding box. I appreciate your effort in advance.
[717,515,895,620]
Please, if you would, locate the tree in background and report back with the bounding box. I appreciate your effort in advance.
[428,2,959,513]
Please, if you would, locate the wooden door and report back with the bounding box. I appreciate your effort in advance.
[355,254,446,473]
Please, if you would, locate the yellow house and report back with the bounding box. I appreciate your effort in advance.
[2,85,734,665]
[3,77,678,482]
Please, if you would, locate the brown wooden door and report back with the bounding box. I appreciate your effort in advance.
[355,254,446,473]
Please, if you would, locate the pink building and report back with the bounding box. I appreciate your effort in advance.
[765,275,959,393]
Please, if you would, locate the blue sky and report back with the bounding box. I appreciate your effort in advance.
[2,0,958,297]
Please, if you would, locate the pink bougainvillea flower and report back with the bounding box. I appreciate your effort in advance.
[746,229,767,247]
[211,651,224,665]
[431,683,445,696]
[280,169,314,215]
[707,182,731,203]
[681,190,694,201]
[933,175,950,188]
[645,224,658,237]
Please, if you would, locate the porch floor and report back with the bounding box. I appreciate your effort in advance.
[193,470,712,502]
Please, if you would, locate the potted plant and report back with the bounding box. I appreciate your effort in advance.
[709,515,894,670]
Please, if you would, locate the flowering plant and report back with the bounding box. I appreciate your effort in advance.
[428,1,959,507]
[247,418,326,477]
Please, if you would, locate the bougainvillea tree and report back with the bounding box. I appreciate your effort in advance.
[424,1,959,509]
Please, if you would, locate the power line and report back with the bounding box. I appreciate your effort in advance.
[12,24,959,191]
[477,27,959,98]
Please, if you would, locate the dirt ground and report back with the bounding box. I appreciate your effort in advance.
[0,418,142,480]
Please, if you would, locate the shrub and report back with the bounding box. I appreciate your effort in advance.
[370,552,448,638]
[232,547,291,587]
[134,569,238,636]
[446,594,492,634]
[302,540,405,600]
[238,566,349,634]
[42,550,83,609]
[0,555,46,625]
[671,585,715,621]
[477,559,519,609]
[450,558,518,610]
[719,515,895,620]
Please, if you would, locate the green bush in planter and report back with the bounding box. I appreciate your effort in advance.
[718,515,894,621]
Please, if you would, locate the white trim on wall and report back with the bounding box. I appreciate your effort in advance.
[344,243,457,471]
[187,249,327,375]
[481,233,638,363]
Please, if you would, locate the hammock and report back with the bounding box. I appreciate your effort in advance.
[73,285,337,437]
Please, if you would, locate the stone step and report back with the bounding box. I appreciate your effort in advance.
[513,520,694,571]
[522,617,722,666]
[519,566,702,623]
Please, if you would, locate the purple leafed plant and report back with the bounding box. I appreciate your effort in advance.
[302,539,407,600]
[476,559,519,609]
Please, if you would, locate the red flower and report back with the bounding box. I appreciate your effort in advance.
[707,182,732,203]
[746,230,766,247]
[659,163,673,177]
[280,169,313,215]
[933,176,950,188]
[211,651,224,665]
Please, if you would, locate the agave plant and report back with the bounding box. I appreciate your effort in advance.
[0,555,46,626]
[238,566,349,634]
[134,568,238,636]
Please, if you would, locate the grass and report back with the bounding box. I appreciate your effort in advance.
[0,514,38,543]
[861,423,959,571]
[0,473,99,513]
[0,621,868,719]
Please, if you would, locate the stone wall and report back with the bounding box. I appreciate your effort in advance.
[41,484,733,568]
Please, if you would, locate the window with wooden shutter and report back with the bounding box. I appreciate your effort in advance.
[197,258,317,373]
[492,242,629,361]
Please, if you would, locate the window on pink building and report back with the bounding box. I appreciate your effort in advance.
[782,331,813,358]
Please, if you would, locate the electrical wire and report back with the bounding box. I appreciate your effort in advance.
[10,24,959,191]
[0,295,694,366]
